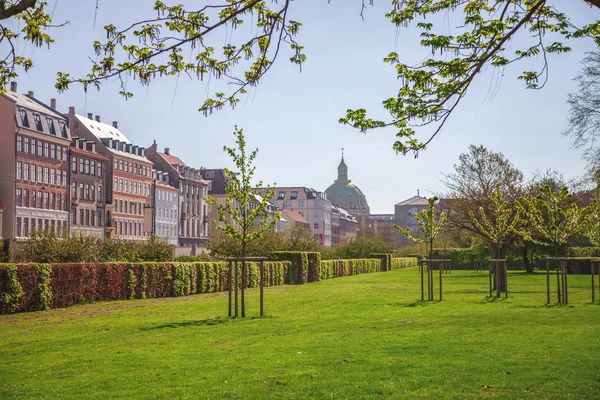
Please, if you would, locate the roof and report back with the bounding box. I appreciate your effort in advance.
[106,147,151,164]
[281,209,308,224]
[69,146,108,161]
[158,151,186,167]
[395,196,429,206]
[155,180,178,191]
[325,181,370,211]
[74,114,130,143]
[369,214,395,221]
[2,90,65,119]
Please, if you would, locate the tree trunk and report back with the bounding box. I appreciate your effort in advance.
[585,0,600,11]
[522,244,534,273]
[492,246,508,293]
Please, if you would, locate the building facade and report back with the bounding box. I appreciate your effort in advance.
[145,143,209,246]
[358,214,396,243]
[68,109,153,240]
[69,137,107,238]
[149,171,179,245]
[0,86,71,239]
[395,196,429,246]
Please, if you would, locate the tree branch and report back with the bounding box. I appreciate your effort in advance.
[0,0,36,20]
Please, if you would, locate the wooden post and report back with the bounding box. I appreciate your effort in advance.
[241,261,246,318]
[556,266,561,304]
[420,262,424,301]
[234,260,239,317]
[563,262,568,305]
[504,261,508,299]
[591,261,595,303]
[228,260,232,317]
[260,260,264,317]
[496,261,500,298]
[546,259,550,305]
[429,264,433,301]
[489,262,493,298]
[439,262,443,301]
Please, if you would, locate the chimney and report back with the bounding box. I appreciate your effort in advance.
[112,121,118,129]
[90,142,96,152]
[27,90,34,97]
[164,148,170,155]
[68,106,75,115]
[10,82,17,92]
[95,115,100,123]
[50,98,56,109]
[87,113,93,119]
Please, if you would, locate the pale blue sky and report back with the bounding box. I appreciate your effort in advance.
[6,1,598,213]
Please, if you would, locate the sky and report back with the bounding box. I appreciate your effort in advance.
[4,0,599,213]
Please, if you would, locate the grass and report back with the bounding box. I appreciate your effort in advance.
[1,267,599,399]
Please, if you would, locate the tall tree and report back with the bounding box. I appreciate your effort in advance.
[208,126,280,259]
[564,51,600,187]
[395,196,447,259]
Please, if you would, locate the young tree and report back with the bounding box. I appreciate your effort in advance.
[584,192,600,247]
[209,126,279,259]
[517,185,589,257]
[395,196,447,259]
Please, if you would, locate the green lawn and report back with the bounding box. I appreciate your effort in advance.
[1,267,599,399]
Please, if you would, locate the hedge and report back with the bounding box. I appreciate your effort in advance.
[0,261,289,314]
[273,252,320,284]
[370,253,393,271]
[320,257,417,280]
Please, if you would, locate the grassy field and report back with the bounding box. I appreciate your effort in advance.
[1,267,599,399]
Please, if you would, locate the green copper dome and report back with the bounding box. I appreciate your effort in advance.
[324,155,370,216]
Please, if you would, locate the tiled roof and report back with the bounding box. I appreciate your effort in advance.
[395,196,429,206]
[281,209,308,224]
[2,90,64,119]
[107,147,151,163]
[155,180,178,190]
[70,146,108,161]
[158,152,186,166]
[74,114,130,143]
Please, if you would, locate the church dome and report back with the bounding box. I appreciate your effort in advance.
[325,154,370,217]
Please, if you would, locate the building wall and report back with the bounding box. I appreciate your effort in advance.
[395,203,428,246]
[154,183,179,245]
[0,97,16,238]
[69,143,106,239]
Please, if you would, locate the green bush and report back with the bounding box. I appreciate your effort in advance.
[273,252,320,284]
[0,264,24,313]
[36,264,52,310]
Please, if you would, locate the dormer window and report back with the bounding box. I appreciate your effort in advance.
[18,109,29,127]
[291,191,298,199]
[278,191,286,200]
[58,120,68,138]
[46,117,56,135]
[33,114,42,131]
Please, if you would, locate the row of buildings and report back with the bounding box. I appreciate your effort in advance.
[0,84,367,249]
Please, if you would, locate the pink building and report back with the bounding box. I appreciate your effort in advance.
[0,84,71,239]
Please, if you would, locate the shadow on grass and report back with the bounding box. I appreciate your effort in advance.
[511,304,576,309]
[391,300,441,307]
[141,315,270,330]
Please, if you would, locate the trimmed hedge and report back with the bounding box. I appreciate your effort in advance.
[320,257,417,280]
[370,253,393,271]
[273,252,320,284]
[0,261,289,314]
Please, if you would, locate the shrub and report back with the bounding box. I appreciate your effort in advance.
[273,252,320,284]
[0,264,24,313]
[37,264,53,310]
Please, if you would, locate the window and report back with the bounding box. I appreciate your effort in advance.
[85,183,90,199]
[16,217,21,237]
[56,145,61,161]
[31,190,36,208]
[16,136,22,152]
[19,109,29,127]
[72,156,77,172]
[98,186,102,202]
[57,194,62,212]
[50,168,56,185]
[44,142,49,158]
[85,210,90,226]
[114,159,118,170]
[124,161,128,173]
[90,161,95,176]
[97,210,102,227]
[205,170,215,179]
[30,164,36,182]
[114,177,118,192]
[278,191,285,200]
[56,169,61,186]
[43,167,49,184]
[124,220,128,236]
[80,209,84,226]
[124,201,128,214]
[58,120,67,138]
[129,163,133,173]
[119,159,123,171]
[85,159,90,174]
[314,223,319,229]
[50,193,56,210]
[50,143,56,159]
[37,140,42,156]
[46,117,56,135]
[119,178,123,192]
[134,164,138,174]
[79,158,84,173]
[23,189,29,207]
[63,147,68,160]
[314,200,319,207]
[134,222,137,237]
[23,137,29,153]
[31,139,36,155]
[62,171,67,186]
[314,212,318,219]
[125,179,129,193]
[33,114,44,132]
[72,208,77,225]
[37,192,42,209]
[98,163,102,177]
[91,210,95,226]
[43,192,48,209]
[23,218,29,237]
[284,201,292,209]
[79,183,84,198]
[119,200,123,213]
[23,163,29,181]
[16,162,22,179]
[134,181,137,195]
[37,166,42,182]
[291,191,298,199]
[298,200,304,207]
